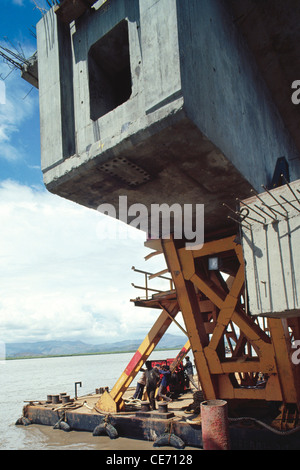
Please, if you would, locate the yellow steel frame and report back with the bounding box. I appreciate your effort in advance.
[162,235,300,409]
[96,299,180,412]
[96,234,300,419]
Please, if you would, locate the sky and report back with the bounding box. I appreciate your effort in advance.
[0,0,185,346]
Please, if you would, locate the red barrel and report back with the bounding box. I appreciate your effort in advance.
[200,400,230,450]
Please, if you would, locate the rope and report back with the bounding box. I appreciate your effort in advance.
[124,398,143,405]
[104,414,110,427]
[83,401,94,411]
[164,417,177,444]
[93,405,138,416]
[229,417,300,436]
[52,401,84,412]
[167,421,174,444]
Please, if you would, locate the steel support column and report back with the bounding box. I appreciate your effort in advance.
[96,300,179,412]
[161,235,300,414]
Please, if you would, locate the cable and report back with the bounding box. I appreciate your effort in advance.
[229,417,300,436]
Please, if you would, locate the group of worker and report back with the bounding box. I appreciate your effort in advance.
[132,356,198,410]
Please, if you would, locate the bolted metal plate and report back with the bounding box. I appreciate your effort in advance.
[99,156,151,187]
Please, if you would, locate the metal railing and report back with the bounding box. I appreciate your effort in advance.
[131,266,174,300]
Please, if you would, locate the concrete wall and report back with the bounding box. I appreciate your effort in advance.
[37,8,75,169]
[37,0,183,173]
[177,0,300,190]
[241,180,300,317]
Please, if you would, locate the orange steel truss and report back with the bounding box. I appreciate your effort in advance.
[162,235,300,411]
[96,297,181,412]
[96,234,300,423]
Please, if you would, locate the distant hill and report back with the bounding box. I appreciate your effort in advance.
[5,334,186,359]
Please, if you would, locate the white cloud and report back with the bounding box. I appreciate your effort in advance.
[0,41,37,162]
[0,180,173,344]
[0,90,36,161]
[0,81,5,105]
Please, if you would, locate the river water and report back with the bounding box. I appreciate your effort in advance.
[0,349,188,451]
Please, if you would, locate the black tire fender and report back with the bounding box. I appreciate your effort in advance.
[53,418,71,432]
[59,420,71,432]
[153,433,185,449]
[93,423,118,439]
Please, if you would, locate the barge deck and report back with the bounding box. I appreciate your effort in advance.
[19,388,300,450]
[22,389,202,449]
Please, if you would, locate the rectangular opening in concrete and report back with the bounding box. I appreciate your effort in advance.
[88,19,132,121]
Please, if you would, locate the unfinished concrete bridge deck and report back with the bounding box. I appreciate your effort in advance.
[32,0,300,238]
